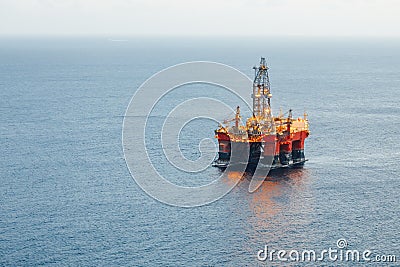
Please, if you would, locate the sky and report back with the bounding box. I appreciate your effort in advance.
[0,0,399,37]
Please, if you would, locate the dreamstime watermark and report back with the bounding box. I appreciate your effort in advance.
[257,238,397,263]
[122,61,272,207]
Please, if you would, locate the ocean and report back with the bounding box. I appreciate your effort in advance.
[0,37,399,266]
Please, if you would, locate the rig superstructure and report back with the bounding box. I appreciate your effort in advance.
[213,57,310,170]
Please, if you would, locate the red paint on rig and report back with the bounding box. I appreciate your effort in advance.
[213,58,310,170]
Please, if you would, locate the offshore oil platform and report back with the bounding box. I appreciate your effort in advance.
[213,57,310,171]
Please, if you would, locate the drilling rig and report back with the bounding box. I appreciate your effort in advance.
[213,57,309,171]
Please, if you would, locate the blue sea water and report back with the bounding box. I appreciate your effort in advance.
[0,37,399,266]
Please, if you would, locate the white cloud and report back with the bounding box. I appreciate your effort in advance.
[0,0,399,36]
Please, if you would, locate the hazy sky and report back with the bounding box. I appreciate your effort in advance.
[0,0,399,36]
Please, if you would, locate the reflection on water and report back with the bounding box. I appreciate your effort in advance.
[225,168,316,258]
[222,170,244,187]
